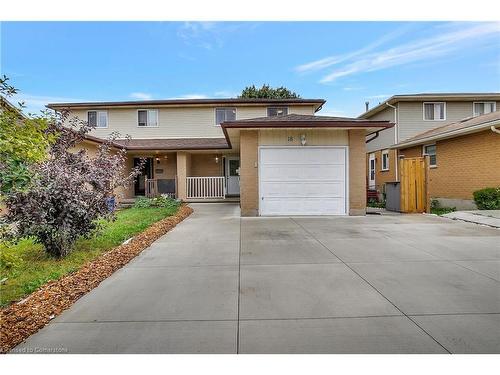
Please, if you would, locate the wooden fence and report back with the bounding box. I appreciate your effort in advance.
[399,156,430,213]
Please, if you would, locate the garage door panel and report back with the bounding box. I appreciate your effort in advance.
[261,197,345,216]
[262,148,345,164]
[259,147,347,216]
[264,181,345,198]
[261,164,345,181]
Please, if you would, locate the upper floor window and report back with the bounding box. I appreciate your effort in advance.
[87,110,108,128]
[381,150,390,171]
[473,102,496,117]
[423,144,437,167]
[215,108,236,125]
[423,102,445,121]
[138,109,158,127]
[267,107,288,117]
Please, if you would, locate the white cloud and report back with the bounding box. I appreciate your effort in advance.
[296,22,500,84]
[130,92,153,100]
[295,24,415,74]
[170,94,209,100]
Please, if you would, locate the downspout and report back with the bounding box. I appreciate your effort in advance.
[491,125,500,134]
[386,102,399,181]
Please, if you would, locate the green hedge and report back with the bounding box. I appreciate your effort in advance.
[473,187,500,210]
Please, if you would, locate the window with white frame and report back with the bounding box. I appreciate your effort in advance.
[267,107,288,117]
[381,150,390,171]
[87,110,108,128]
[473,102,496,117]
[215,108,236,125]
[138,109,158,127]
[423,102,445,121]
[423,144,437,167]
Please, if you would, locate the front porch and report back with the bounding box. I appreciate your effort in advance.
[124,150,240,202]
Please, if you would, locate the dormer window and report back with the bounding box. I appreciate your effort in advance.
[138,109,158,127]
[87,110,108,128]
[267,107,288,117]
[215,108,236,125]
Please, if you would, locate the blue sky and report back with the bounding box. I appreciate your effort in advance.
[1,21,499,117]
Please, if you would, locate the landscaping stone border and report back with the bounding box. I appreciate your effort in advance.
[0,204,193,353]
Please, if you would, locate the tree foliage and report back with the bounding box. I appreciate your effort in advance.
[0,76,55,193]
[4,113,143,258]
[239,84,300,99]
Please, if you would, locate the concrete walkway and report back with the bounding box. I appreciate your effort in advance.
[14,204,500,353]
[443,210,500,228]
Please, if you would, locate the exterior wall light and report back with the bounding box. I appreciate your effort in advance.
[300,134,307,146]
[215,156,220,163]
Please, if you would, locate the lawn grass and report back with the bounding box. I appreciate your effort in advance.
[431,206,456,216]
[0,206,178,307]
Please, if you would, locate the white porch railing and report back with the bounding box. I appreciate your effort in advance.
[187,176,226,199]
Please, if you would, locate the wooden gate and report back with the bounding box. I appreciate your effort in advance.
[399,156,430,213]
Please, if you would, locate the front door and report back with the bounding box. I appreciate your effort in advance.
[368,153,376,189]
[134,157,153,196]
[225,157,240,196]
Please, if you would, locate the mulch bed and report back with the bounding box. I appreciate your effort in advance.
[0,204,193,353]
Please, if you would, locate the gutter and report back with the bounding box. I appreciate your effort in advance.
[385,102,399,181]
[491,125,500,134]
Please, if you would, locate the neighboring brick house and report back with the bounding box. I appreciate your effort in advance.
[392,111,500,209]
[358,93,500,199]
[49,98,392,216]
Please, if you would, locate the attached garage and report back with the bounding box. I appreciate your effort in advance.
[221,114,394,217]
[259,147,347,215]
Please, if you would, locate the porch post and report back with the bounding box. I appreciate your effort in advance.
[176,152,191,200]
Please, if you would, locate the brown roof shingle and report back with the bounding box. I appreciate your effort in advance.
[114,138,229,150]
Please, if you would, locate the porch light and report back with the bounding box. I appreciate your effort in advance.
[155,157,161,164]
[215,155,220,164]
[300,134,307,146]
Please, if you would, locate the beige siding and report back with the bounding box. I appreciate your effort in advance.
[67,105,316,140]
[397,101,500,142]
[259,129,348,146]
[365,106,396,153]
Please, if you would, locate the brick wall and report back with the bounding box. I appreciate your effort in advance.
[240,130,259,216]
[349,129,367,215]
[366,148,398,195]
[400,130,500,200]
[190,153,223,177]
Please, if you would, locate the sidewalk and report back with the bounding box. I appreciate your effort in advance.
[442,210,500,229]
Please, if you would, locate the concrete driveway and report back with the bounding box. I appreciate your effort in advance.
[15,204,500,353]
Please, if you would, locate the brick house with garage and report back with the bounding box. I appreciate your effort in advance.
[358,93,500,201]
[48,98,392,216]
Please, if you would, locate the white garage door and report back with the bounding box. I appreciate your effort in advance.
[259,147,347,216]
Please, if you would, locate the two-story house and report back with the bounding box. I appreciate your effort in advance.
[359,93,500,205]
[48,98,392,217]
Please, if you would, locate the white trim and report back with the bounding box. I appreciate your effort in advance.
[472,101,497,117]
[258,145,349,216]
[266,106,289,117]
[368,152,376,189]
[423,102,446,121]
[136,109,159,128]
[214,107,237,127]
[86,110,109,129]
[381,149,390,171]
[422,143,437,167]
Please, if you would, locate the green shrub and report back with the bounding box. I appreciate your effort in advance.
[473,187,500,210]
[133,195,180,209]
